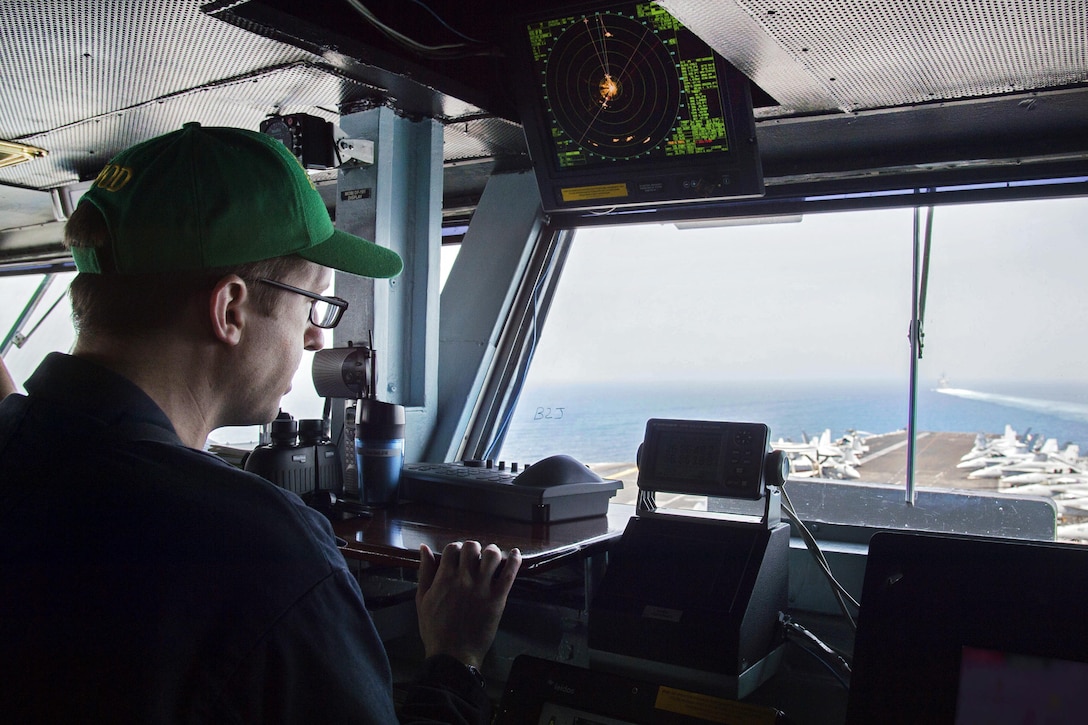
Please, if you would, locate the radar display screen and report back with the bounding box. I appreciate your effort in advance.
[530,5,723,168]
[513,1,763,213]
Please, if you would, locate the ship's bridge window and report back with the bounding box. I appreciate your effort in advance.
[492,196,1088,543]
[1,271,77,385]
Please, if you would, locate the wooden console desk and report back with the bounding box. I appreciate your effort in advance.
[333,501,634,573]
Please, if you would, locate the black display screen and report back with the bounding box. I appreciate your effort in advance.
[637,419,768,500]
[653,429,724,482]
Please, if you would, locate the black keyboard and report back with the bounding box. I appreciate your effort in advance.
[400,460,621,524]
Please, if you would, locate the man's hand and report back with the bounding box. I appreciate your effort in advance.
[416,541,522,669]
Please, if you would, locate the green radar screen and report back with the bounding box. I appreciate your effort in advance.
[528,3,731,169]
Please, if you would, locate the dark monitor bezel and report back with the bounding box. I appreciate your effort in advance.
[636,419,769,500]
[846,530,1088,724]
[508,0,764,214]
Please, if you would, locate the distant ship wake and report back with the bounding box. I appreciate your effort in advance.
[935,387,1088,424]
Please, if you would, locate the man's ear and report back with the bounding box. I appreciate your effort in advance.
[208,275,249,346]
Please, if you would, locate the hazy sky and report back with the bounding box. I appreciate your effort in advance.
[522,195,1088,386]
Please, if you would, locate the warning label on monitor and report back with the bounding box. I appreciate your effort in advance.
[655,686,779,724]
[560,182,629,202]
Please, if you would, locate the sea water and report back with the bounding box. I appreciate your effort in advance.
[496,380,1088,464]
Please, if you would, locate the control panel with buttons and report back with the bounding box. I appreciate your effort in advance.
[400,457,621,524]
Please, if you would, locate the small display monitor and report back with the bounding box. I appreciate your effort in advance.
[510,1,764,213]
[637,419,770,500]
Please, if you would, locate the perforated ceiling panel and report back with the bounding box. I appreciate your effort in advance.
[660,0,1088,114]
[2,62,392,190]
[0,0,332,189]
[0,1,319,136]
[442,117,527,163]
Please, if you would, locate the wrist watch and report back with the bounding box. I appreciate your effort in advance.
[466,664,485,688]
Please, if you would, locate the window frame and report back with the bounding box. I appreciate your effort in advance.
[466,183,1087,545]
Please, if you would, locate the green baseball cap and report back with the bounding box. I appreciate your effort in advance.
[72,122,403,278]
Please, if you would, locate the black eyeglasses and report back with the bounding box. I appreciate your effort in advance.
[255,278,349,329]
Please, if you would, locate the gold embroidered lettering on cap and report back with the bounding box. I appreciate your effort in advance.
[94,164,133,192]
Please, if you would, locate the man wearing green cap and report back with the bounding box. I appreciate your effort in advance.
[0,123,520,723]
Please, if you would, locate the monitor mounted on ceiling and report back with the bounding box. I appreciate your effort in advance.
[509,1,764,215]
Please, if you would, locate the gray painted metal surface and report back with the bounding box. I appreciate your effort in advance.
[334,107,442,462]
[425,171,544,463]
